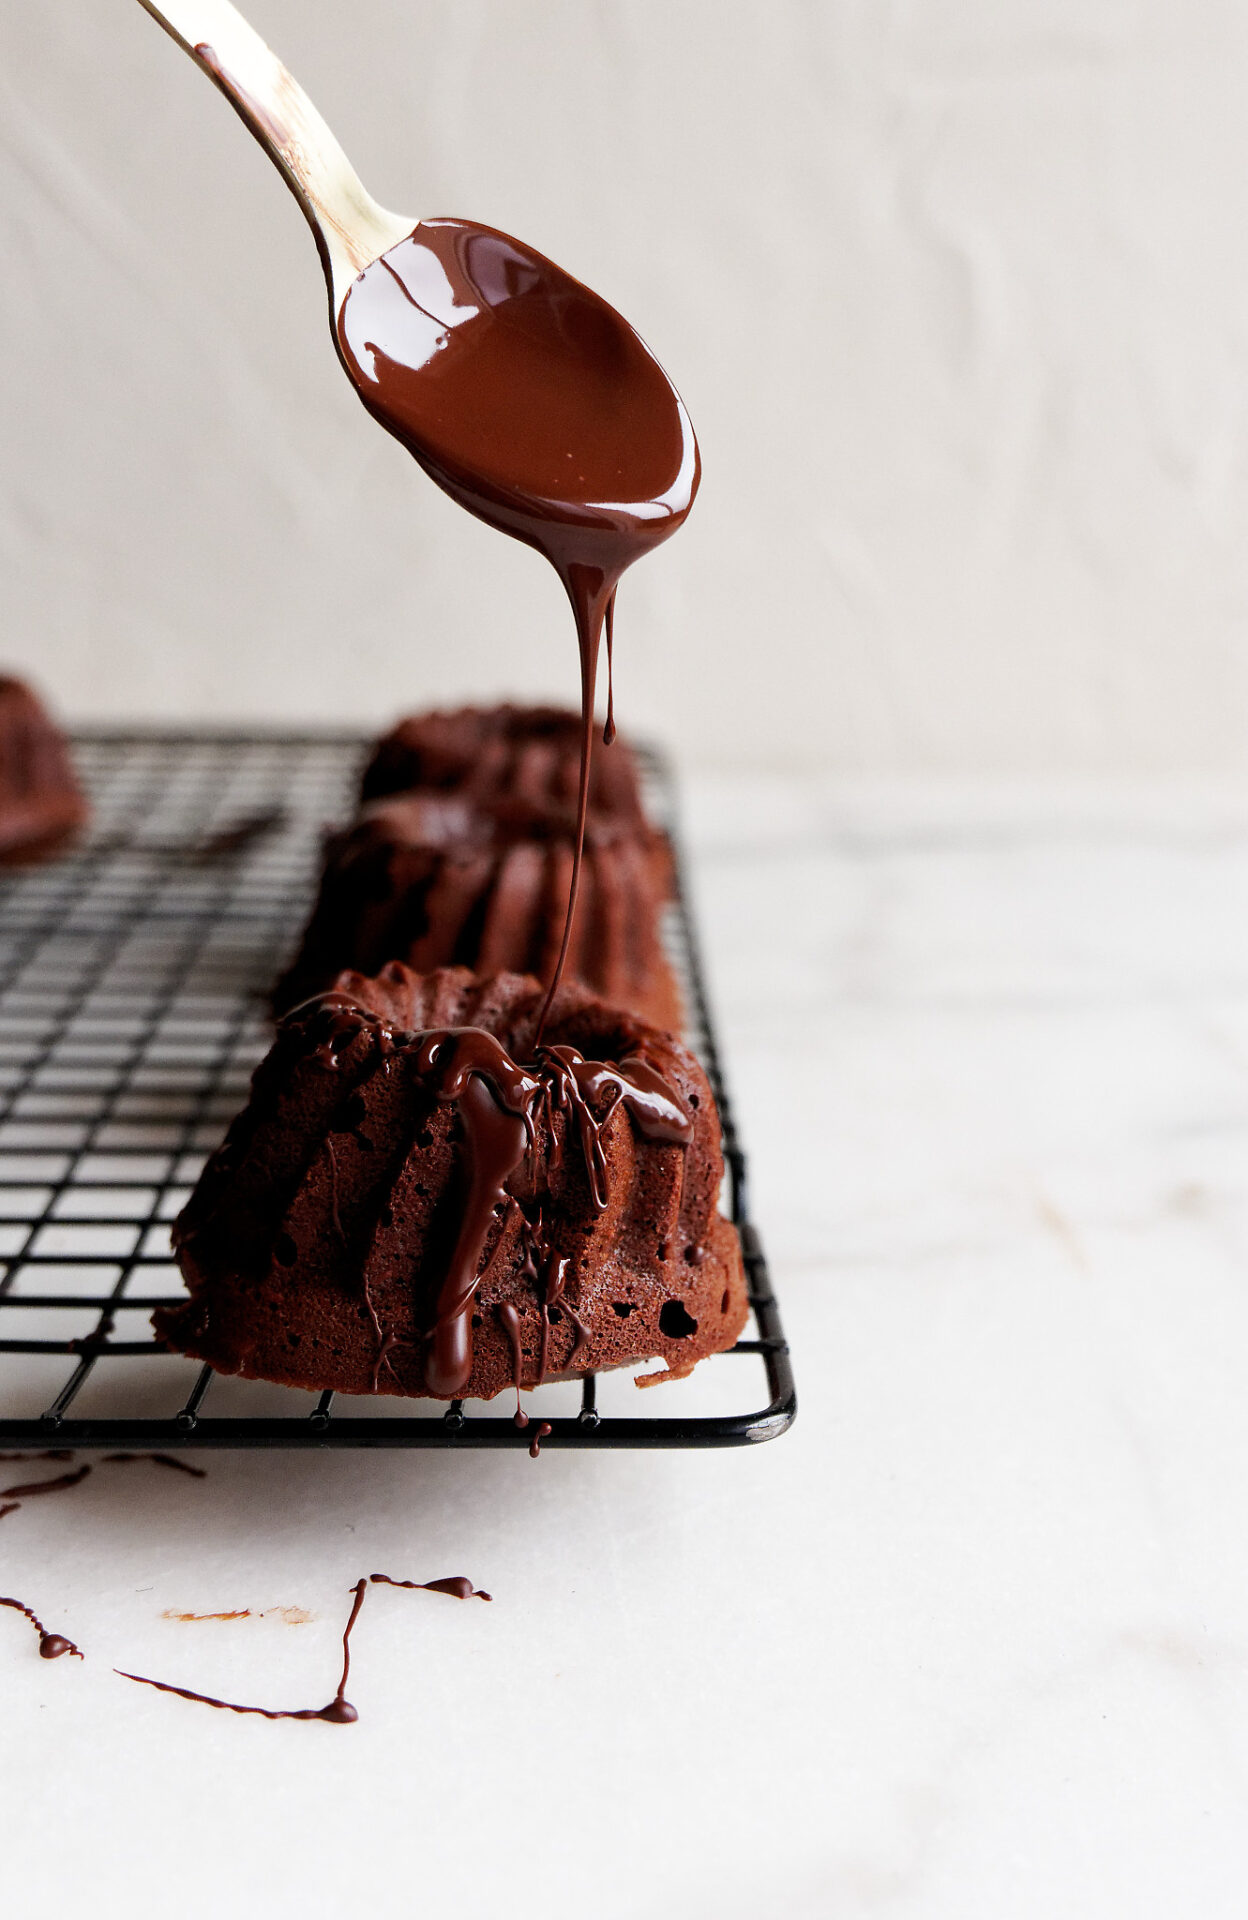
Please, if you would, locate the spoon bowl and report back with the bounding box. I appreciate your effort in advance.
[136,0,699,591]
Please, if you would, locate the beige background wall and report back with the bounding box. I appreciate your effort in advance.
[3,1,1248,771]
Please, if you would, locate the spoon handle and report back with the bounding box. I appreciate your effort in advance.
[136,0,411,306]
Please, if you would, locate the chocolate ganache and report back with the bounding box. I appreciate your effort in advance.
[335,220,699,1028]
[287,989,692,1399]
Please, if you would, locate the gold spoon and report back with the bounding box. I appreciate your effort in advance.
[136,0,413,326]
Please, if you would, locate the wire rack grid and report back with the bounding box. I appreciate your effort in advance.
[0,731,795,1452]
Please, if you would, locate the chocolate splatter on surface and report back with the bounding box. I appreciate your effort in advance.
[117,1572,491,1722]
[1,1463,91,1501]
[118,1580,366,1724]
[161,1606,313,1625]
[0,1595,83,1661]
[163,1609,250,1623]
[369,1573,492,1602]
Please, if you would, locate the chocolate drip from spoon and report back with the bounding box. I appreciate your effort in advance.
[335,221,698,1039]
[138,5,699,1038]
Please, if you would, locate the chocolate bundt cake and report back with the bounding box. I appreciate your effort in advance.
[360,704,649,828]
[159,964,747,1400]
[272,791,681,1030]
[0,677,88,861]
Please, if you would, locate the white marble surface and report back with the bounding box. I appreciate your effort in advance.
[7,773,1248,1917]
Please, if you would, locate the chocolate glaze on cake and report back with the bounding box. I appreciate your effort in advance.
[360,704,649,829]
[272,790,680,1031]
[0,677,88,862]
[160,965,746,1400]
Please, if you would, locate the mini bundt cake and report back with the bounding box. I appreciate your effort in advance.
[159,964,747,1400]
[360,703,649,828]
[272,791,681,1030]
[0,677,88,861]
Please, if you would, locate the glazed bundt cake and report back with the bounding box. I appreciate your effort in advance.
[272,790,681,1030]
[360,703,649,828]
[0,677,88,861]
[159,964,747,1400]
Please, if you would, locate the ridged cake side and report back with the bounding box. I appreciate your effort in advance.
[272,794,681,1030]
[360,703,648,826]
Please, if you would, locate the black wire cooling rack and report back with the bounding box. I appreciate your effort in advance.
[0,731,795,1452]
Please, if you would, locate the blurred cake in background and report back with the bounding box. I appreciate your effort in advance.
[273,788,681,1028]
[360,703,650,828]
[0,676,88,862]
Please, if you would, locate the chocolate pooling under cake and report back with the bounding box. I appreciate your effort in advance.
[336,221,698,1033]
